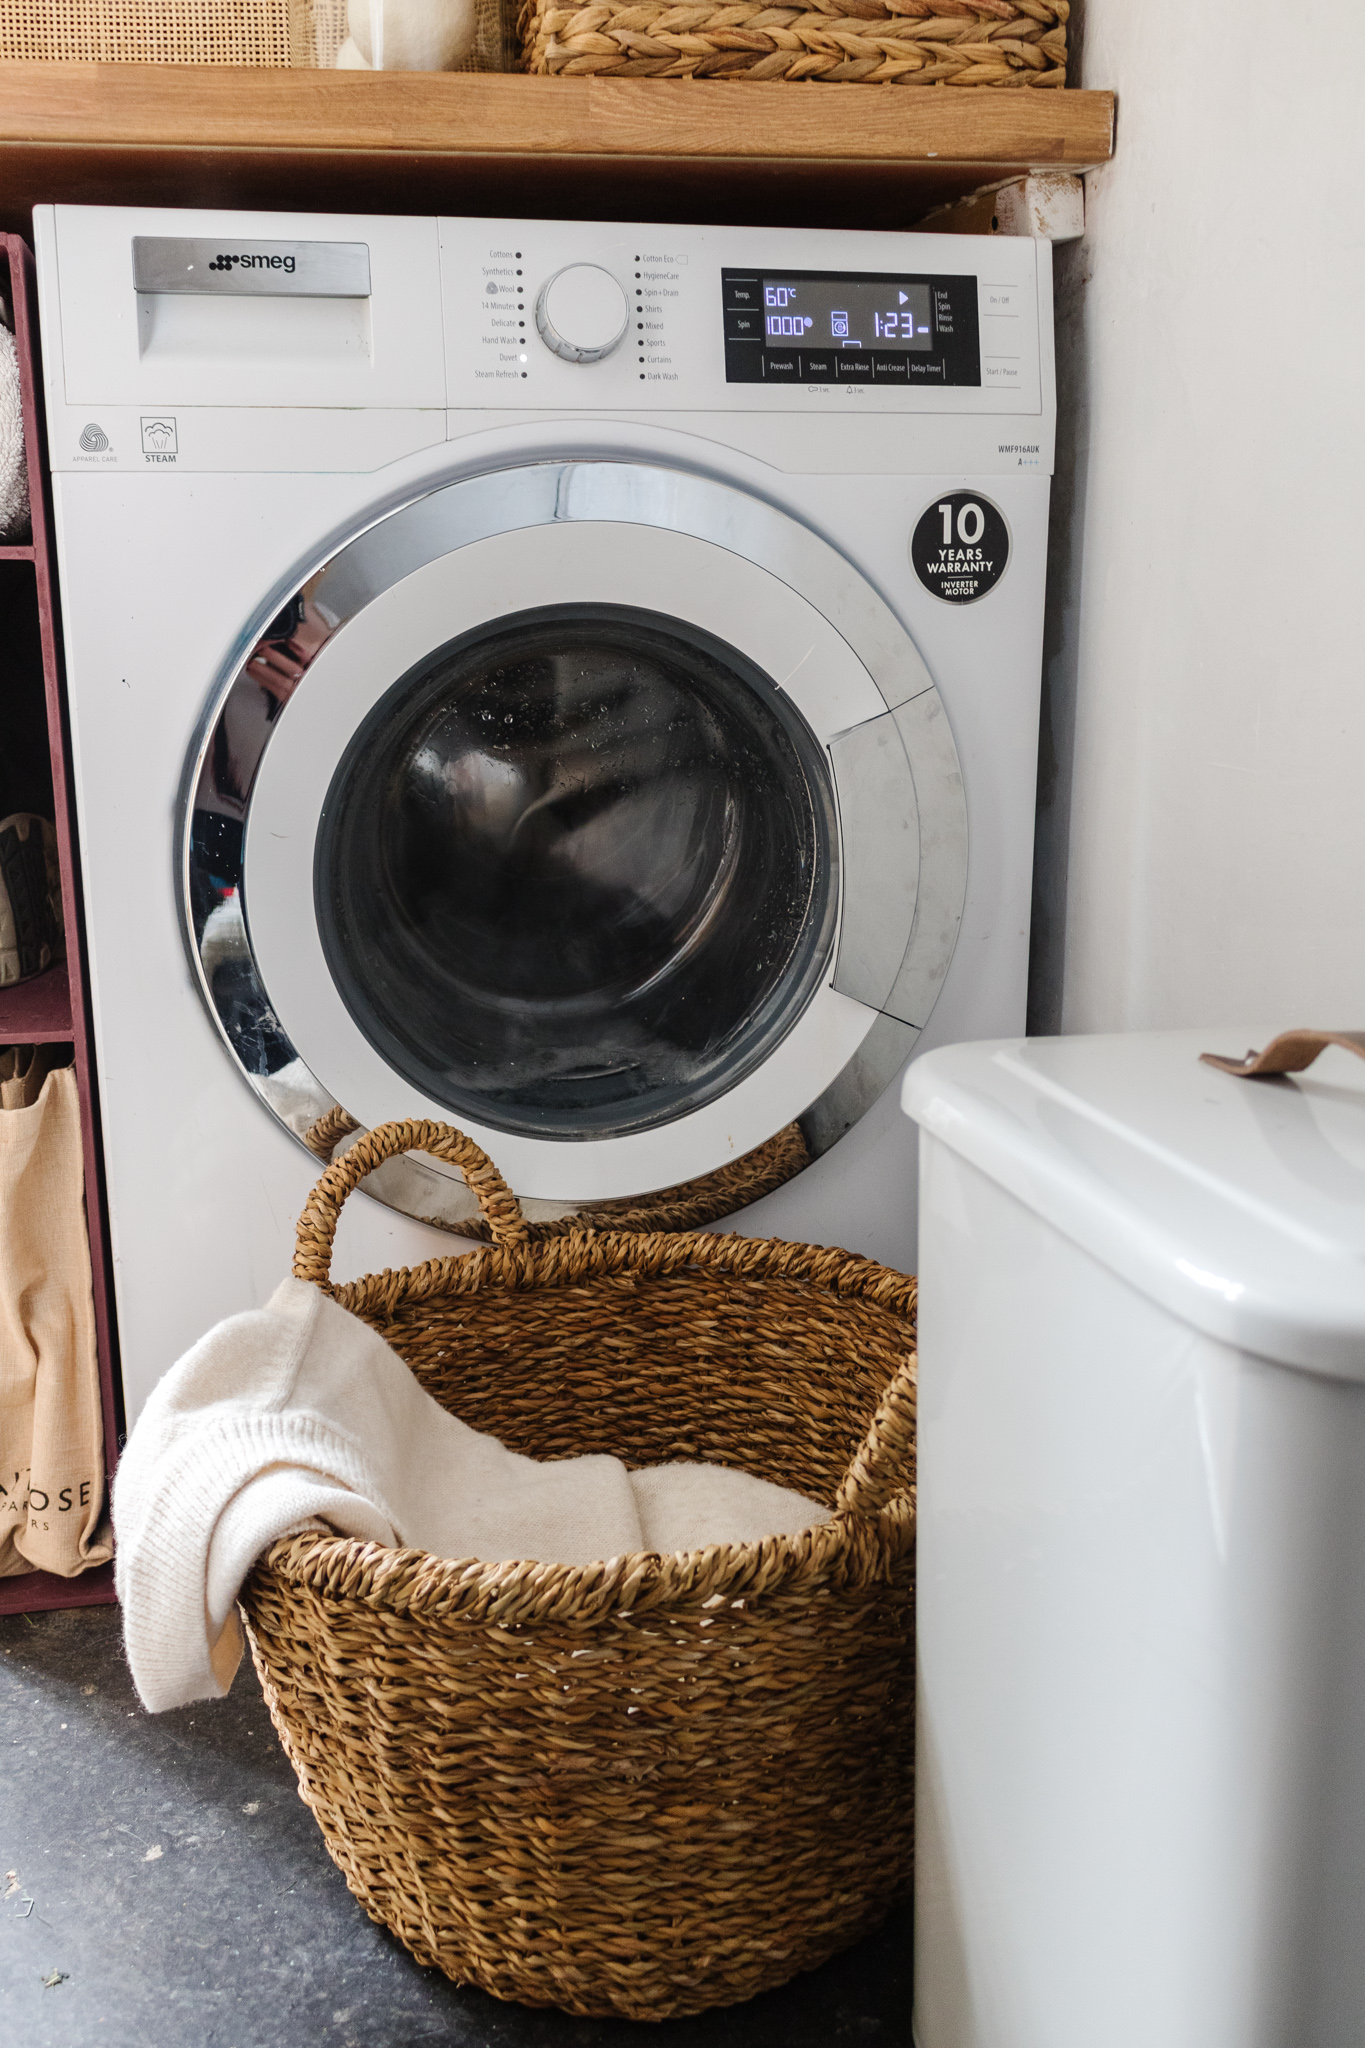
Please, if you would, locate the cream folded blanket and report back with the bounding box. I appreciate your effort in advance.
[114,1276,828,1713]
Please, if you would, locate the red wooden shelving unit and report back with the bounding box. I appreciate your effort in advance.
[0,231,119,1616]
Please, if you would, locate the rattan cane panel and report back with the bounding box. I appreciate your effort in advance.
[0,0,502,65]
[0,0,292,64]
[295,0,346,66]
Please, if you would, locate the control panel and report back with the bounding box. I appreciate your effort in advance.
[37,208,1049,475]
[442,219,1043,416]
[722,268,981,388]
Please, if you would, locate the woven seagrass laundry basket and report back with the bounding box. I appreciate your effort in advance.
[240,1119,917,2023]
[520,0,1066,86]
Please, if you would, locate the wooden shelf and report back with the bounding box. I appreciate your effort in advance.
[0,960,73,1041]
[0,541,33,558]
[0,64,1113,231]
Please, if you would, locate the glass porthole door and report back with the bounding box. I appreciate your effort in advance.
[184,461,968,1214]
[317,604,838,1140]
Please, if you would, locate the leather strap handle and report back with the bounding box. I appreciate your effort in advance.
[293,1118,529,1289]
[1200,1030,1365,1079]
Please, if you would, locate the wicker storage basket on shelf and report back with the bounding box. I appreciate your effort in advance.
[0,0,512,66]
[241,1119,918,2022]
[520,0,1065,84]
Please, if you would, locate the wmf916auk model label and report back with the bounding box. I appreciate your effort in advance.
[911,491,1010,604]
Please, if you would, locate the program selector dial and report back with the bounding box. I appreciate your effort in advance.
[534,264,630,364]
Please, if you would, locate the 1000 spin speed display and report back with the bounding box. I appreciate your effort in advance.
[762,278,934,353]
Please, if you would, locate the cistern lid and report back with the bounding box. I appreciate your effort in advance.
[903,1028,1365,1379]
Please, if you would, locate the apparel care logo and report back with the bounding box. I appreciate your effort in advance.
[207,251,297,274]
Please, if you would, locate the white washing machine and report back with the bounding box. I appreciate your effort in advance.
[35,205,1055,1425]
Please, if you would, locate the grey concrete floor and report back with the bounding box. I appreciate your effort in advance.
[1,1604,912,2048]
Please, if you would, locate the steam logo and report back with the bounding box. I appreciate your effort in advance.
[141,417,177,455]
[207,252,297,275]
[78,423,108,453]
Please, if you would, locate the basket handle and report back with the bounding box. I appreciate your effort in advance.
[293,1117,529,1289]
[835,1345,917,1517]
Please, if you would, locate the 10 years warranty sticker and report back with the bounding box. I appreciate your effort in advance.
[911,491,1010,604]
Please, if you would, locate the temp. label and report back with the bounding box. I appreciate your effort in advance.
[911,492,1009,604]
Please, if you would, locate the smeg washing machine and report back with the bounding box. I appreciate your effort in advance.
[35,205,1055,1424]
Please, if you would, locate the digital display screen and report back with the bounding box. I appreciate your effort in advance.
[721,266,980,388]
[762,278,934,353]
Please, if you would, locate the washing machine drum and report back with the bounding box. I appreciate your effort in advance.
[186,461,967,1207]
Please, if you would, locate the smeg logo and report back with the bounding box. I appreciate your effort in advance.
[208,252,297,275]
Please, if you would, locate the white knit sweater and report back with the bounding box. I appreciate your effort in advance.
[113,1276,828,1712]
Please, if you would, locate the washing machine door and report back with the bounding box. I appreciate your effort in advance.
[184,461,966,1209]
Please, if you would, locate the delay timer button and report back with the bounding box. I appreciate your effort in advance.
[534,264,629,364]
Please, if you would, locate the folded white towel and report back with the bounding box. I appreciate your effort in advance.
[114,1275,828,1712]
[0,323,29,542]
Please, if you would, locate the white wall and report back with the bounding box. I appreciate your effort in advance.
[1032,0,1365,1035]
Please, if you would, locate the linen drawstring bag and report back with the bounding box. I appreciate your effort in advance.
[0,1062,111,1576]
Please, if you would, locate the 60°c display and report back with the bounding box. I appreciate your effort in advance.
[762,278,934,353]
